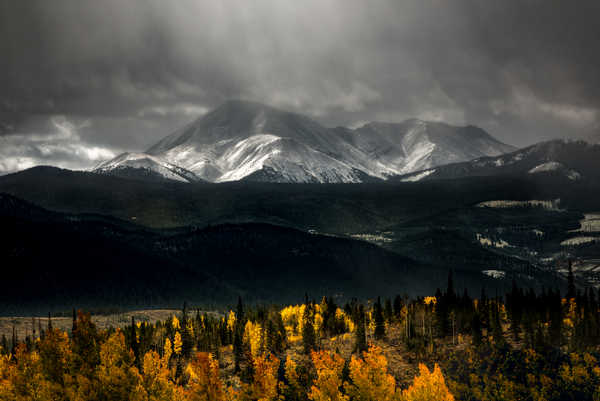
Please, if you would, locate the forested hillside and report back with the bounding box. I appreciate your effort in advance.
[2,273,600,400]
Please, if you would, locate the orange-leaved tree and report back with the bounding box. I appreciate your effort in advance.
[344,345,396,401]
[309,349,348,401]
[241,353,281,401]
[185,352,225,401]
[400,363,455,401]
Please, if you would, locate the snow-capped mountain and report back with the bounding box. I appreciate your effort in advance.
[397,139,600,182]
[94,152,200,183]
[95,100,516,183]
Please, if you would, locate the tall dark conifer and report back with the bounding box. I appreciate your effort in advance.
[302,303,316,354]
[354,304,367,353]
[233,296,245,372]
[374,297,386,339]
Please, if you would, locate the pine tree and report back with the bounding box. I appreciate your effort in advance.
[302,303,316,354]
[471,312,482,346]
[0,334,7,355]
[491,301,505,348]
[181,302,193,359]
[130,316,139,364]
[233,296,245,372]
[384,298,393,323]
[393,295,403,320]
[374,297,386,340]
[354,305,367,354]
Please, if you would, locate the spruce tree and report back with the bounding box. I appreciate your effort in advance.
[0,334,7,355]
[233,296,245,372]
[181,302,193,359]
[384,298,393,323]
[130,316,139,364]
[354,304,367,353]
[393,295,403,320]
[302,303,316,354]
[471,312,482,346]
[374,297,386,339]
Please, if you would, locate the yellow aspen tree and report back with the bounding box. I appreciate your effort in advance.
[97,331,147,401]
[244,321,263,357]
[142,350,182,401]
[401,363,455,401]
[344,345,396,401]
[186,352,226,401]
[227,310,236,329]
[173,331,183,356]
[38,328,72,385]
[309,350,348,401]
[172,316,181,330]
[164,338,173,363]
[0,352,14,399]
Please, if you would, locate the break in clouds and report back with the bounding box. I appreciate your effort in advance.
[1,0,599,173]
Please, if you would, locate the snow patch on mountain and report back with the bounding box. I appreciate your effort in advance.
[94,152,199,182]
[401,169,435,182]
[528,161,581,180]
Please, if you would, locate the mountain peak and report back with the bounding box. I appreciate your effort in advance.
[97,101,517,183]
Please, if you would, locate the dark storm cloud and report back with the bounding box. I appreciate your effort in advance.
[1,0,599,173]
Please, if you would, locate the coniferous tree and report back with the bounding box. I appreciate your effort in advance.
[491,301,505,348]
[384,298,393,323]
[0,334,7,354]
[435,288,449,337]
[471,312,482,346]
[233,296,245,372]
[354,304,367,353]
[11,325,17,356]
[181,302,193,359]
[130,316,139,364]
[393,295,403,320]
[302,303,316,354]
[548,289,563,347]
[374,297,386,339]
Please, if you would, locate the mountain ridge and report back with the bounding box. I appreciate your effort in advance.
[94,100,516,183]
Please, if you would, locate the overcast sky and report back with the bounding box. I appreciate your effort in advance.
[1,0,599,173]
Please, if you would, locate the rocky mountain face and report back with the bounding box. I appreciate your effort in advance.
[94,100,516,183]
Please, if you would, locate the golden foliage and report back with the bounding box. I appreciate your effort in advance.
[97,331,146,401]
[142,350,181,401]
[243,353,281,401]
[244,321,264,358]
[309,349,348,401]
[345,345,396,401]
[400,363,454,401]
[174,331,183,356]
[186,352,225,401]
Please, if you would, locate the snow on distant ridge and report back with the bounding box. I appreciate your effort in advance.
[94,152,199,182]
[95,100,517,183]
[528,161,581,180]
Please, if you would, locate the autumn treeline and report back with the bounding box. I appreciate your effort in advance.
[2,267,600,400]
[0,303,452,400]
